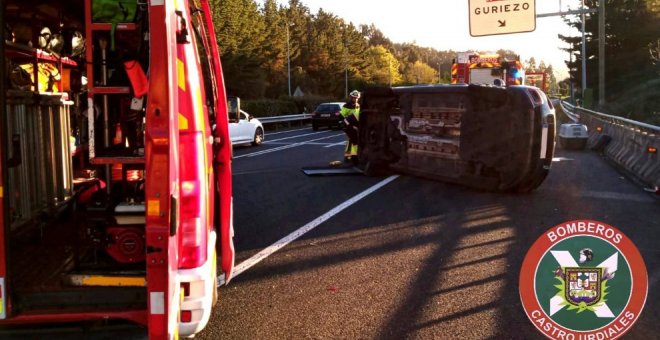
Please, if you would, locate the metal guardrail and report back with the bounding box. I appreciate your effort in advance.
[258,113,312,124]
[560,101,659,190]
[560,101,660,134]
[559,101,580,123]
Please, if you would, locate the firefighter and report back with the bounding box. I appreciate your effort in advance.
[341,90,361,164]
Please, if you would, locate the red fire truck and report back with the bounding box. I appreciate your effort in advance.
[0,0,234,338]
[451,52,525,86]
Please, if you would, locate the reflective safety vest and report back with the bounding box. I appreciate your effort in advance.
[340,102,360,157]
[340,102,360,125]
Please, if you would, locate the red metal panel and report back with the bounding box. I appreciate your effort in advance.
[0,87,6,320]
[84,0,94,99]
[0,4,8,317]
[145,1,180,338]
[199,0,235,283]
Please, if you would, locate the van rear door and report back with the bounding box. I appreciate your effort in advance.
[145,2,181,338]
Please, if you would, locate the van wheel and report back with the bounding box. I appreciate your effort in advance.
[252,127,264,146]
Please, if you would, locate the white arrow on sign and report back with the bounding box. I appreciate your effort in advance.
[468,0,536,37]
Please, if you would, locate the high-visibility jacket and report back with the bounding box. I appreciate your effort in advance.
[340,102,360,122]
[340,102,360,157]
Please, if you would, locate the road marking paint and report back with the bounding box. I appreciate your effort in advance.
[545,188,654,203]
[232,169,288,176]
[219,175,400,285]
[266,142,338,146]
[580,190,654,203]
[266,131,337,143]
[234,134,343,159]
[266,127,313,135]
[324,141,347,148]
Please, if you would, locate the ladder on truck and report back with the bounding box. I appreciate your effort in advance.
[82,2,178,338]
[76,0,148,280]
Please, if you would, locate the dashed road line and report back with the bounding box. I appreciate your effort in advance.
[219,175,400,285]
[266,127,312,135]
[324,141,347,148]
[267,142,338,146]
[234,134,344,159]
[265,130,341,143]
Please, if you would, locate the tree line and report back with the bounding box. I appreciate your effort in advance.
[559,0,659,123]
[209,1,562,108]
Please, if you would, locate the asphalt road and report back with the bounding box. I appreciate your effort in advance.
[198,126,659,339]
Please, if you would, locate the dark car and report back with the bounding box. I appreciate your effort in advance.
[311,102,345,130]
[357,84,556,193]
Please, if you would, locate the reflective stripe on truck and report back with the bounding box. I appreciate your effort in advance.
[0,277,5,319]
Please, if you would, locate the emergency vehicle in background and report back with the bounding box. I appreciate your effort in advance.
[451,52,525,86]
[524,71,549,92]
[1,0,234,338]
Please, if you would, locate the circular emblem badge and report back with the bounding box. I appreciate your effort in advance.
[520,220,648,339]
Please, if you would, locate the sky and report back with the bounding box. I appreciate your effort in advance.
[257,0,584,80]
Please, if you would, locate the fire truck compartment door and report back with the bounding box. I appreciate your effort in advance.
[470,68,501,85]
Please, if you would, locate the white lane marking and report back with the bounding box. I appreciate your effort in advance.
[266,131,336,143]
[544,188,654,203]
[234,134,343,159]
[233,169,288,176]
[267,127,312,135]
[267,142,338,146]
[580,190,654,203]
[219,175,400,285]
[324,141,347,148]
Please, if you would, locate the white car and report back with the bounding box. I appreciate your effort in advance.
[229,110,264,146]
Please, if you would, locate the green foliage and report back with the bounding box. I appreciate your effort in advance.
[209,0,464,100]
[362,45,401,86]
[242,98,299,117]
[211,0,267,98]
[403,60,438,85]
[558,0,660,121]
[242,95,337,117]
